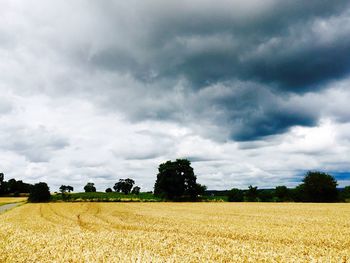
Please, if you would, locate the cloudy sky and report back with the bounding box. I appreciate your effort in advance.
[1,0,350,191]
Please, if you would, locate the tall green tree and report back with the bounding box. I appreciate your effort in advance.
[84,182,96,193]
[300,171,338,202]
[154,159,205,200]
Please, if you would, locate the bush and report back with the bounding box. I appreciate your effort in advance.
[28,182,51,202]
[131,186,141,195]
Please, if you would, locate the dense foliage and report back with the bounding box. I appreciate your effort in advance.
[114,178,135,194]
[245,185,258,201]
[154,159,206,200]
[224,172,342,203]
[340,186,350,201]
[28,182,51,202]
[84,182,96,193]
[0,174,32,196]
[275,186,290,201]
[227,188,244,202]
[59,185,74,193]
[300,171,338,202]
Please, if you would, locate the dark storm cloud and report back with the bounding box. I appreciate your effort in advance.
[88,0,350,91]
[231,109,316,141]
[68,0,350,140]
[181,81,318,140]
[11,1,344,142]
[0,1,348,143]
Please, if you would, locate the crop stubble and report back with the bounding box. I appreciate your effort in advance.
[0,203,349,262]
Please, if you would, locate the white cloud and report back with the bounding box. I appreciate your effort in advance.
[0,0,350,191]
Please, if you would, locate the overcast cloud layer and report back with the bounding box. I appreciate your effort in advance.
[1,0,350,191]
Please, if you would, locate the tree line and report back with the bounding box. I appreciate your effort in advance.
[1,159,350,202]
[82,178,141,195]
[225,171,350,202]
[0,173,32,196]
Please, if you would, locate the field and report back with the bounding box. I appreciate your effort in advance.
[0,203,350,262]
[0,197,27,206]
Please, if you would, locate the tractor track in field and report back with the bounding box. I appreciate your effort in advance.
[0,203,21,214]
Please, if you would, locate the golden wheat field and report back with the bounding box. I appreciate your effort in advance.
[0,203,350,262]
[0,197,27,206]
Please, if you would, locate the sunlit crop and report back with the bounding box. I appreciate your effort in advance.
[0,197,27,206]
[1,203,349,262]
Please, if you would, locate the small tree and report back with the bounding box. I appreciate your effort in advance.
[131,186,141,195]
[105,188,113,193]
[66,186,73,193]
[84,182,96,193]
[59,185,73,200]
[28,182,51,202]
[300,171,338,202]
[59,185,67,194]
[228,188,244,202]
[245,185,258,202]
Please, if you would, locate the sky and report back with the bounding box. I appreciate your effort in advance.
[1,0,350,192]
